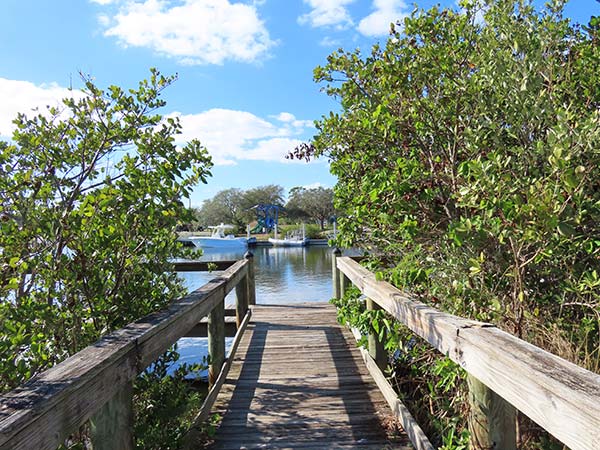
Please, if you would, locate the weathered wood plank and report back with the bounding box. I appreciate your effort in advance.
[336,256,600,450]
[336,257,482,356]
[198,310,252,423]
[208,299,226,387]
[244,251,256,306]
[183,317,238,338]
[183,310,253,450]
[0,259,248,450]
[367,297,387,372]
[332,247,342,299]
[235,276,249,328]
[206,303,412,449]
[89,381,134,450]
[467,374,516,450]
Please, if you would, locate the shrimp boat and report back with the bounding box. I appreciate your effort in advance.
[268,224,309,247]
[189,224,247,249]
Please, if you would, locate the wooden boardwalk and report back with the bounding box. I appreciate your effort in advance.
[205,303,412,450]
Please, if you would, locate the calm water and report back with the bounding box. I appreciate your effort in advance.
[179,245,337,304]
[174,245,351,376]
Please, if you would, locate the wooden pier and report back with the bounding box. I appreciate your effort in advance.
[203,303,410,449]
[1,253,600,450]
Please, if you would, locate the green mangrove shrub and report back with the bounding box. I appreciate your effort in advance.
[300,0,600,446]
[0,70,213,447]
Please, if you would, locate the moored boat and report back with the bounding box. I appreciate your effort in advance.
[189,224,247,249]
[268,225,308,247]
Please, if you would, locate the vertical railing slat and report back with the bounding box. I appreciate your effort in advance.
[332,248,342,299]
[245,251,256,306]
[367,298,387,372]
[90,381,134,450]
[208,299,226,388]
[235,271,249,328]
[467,374,517,450]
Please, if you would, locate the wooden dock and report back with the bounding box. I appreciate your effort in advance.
[3,256,599,450]
[204,303,412,449]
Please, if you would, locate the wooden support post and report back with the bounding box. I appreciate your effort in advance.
[332,247,342,299]
[89,382,134,450]
[367,298,387,372]
[208,299,226,388]
[245,251,256,306]
[467,374,517,450]
[340,272,350,299]
[235,273,249,328]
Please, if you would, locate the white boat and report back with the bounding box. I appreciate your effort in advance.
[268,236,309,247]
[268,225,309,247]
[189,224,247,249]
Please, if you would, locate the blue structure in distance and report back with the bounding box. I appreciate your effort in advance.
[250,204,283,233]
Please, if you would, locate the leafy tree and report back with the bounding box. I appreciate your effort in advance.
[286,186,335,230]
[0,69,213,393]
[293,0,599,445]
[197,188,244,229]
[196,185,284,231]
[240,184,285,224]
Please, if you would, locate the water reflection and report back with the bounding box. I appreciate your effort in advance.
[179,246,338,304]
[174,245,356,377]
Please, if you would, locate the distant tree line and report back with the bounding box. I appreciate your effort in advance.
[189,185,335,232]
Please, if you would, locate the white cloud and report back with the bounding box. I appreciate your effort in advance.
[302,181,328,189]
[273,112,313,129]
[357,0,409,37]
[319,36,342,47]
[274,112,296,123]
[90,0,120,4]
[0,78,79,137]
[0,78,312,166]
[97,13,111,26]
[171,109,313,165]
[100,0,275,65]
[298,0,355,29]
[244,137,304,162]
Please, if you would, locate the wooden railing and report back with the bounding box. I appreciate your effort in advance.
[0,253,256,450]
[332,252,600,450]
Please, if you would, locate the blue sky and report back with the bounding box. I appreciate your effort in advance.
[0,0,596,206]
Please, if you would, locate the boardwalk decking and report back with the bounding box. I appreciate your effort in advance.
[205,303,413,450]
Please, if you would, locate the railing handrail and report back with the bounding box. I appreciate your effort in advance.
[335,256,600,450]
[0,258,250,450]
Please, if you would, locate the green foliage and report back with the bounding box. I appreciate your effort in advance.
[196,185,284,231]
[0,69,212,391]
[313,1,599,447]
[331,287,470,448]
[134,346,206,450]
[285,186,335,230]
[274,223,322,239]
[310,0,599,362]
[0,70,214,447]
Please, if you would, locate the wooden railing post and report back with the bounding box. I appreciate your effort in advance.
[235,270,249,328]
[89,382,134,450]
[467,374,516,450]
[332,247,342,299]
[208,299,226,388]
[340,272,350,299]
[367,298,387,372]
[245,251,256,305]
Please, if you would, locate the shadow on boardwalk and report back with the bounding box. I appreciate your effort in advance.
[207,303,412,450]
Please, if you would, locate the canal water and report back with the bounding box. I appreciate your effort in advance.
[174,245,351,375]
